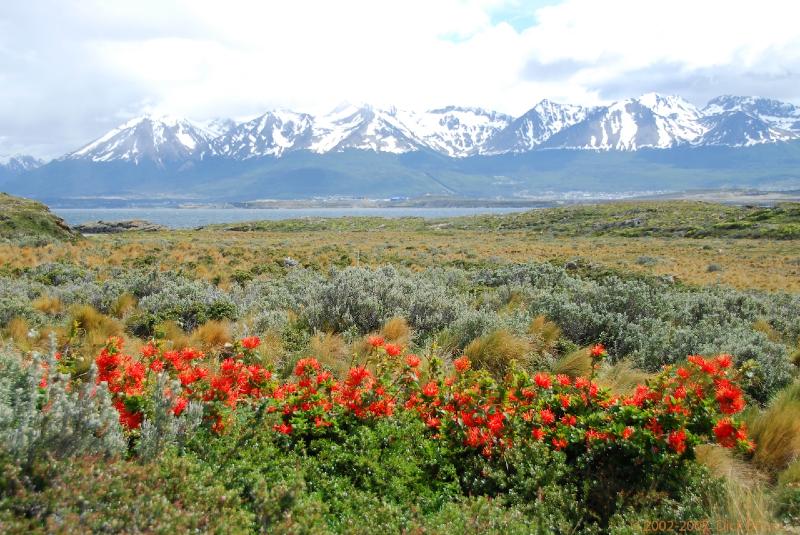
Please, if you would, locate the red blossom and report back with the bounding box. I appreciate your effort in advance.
[241,336,261,350]
[534,373,552,389]
[384,343,402,356]
[453,355,471,372]
[422,381,439,397]
[367,336,385,348]
[405,354,421,367]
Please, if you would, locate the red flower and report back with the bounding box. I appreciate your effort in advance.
[422,381,439,397]
[556,374,571,386]
[668,429,687,454]
[713,418,738,448]
[173,397,188,416]
[274,422,293,435]
[425,416,441,429]
[621,427,634,440]
[150,359,164,372]
[405,354,421,367]
[141,344,158,358]
[314,416,332,428]
[676,367,690,379]
[532,428,545,441]
[552,437,568,450]
[241,336,261,349]
[590,344,606,358]
[382,343,401,356]
[367,335,385,347]
[539,408,556,425]
[560,414,577,427]
[715,354,733,369]
[294,357,321,377]
[453,356,471,372]
[716,383,745,415]
[487,412,505,434]
[534,373,552,389]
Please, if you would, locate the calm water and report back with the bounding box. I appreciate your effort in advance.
[53,207,536,229]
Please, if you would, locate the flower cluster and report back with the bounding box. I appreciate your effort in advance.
[96,336,271,431]
[93,336,753,463]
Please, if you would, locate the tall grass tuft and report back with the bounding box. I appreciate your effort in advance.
[463,329,530,378]
[550,347,592,378]
[309,332,350,378]
[596,359,653,395]
[380,317,411,346]
[527,315,561,356]
[746,380,800,473]
[695,444,778,534]
[190,320,232,350]
[32,295,62,316]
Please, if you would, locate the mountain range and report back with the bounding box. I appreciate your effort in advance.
[3,93,800,203]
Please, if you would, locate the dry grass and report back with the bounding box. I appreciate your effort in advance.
[309,332,350,377]
[69,304,123,344]
[596,359,654,395]
[190,320,232,350]
[32,295,63,315]
[747,381,800,473]
[463,329,530,378]
[0,229,797,292]
[380,317,411,346]
[4,317,31,347]
[111,293,138,319]
[695,444,779,534]
[528,315,561,356]
[156,320,191,350]
[550,347,592,378]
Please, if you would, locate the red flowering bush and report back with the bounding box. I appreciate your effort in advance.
[93,335,753,468]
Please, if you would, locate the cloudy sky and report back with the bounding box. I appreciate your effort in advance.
[2,0,799,159]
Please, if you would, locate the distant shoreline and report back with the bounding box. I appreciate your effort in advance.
[40,188,800,210]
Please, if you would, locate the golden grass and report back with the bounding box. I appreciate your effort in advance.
[380,317,411,346]
[528,315,561,355]
[550,347,592,378]
[32,295,63,315]
[111,293,138,319]
[156,320,191,350]
[4,317,31,347]
[189,320,232,350]
[746,380,800,473]
[463,329,530,378]
[596,359,654,395]
[695,444,779,534]
[0,230,797,292]
[309,332,350,377]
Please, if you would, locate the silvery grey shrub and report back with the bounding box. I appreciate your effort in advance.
[0,341,125,466]
[136,372,203,461]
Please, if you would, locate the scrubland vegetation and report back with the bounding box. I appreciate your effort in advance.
[1,198,800,533]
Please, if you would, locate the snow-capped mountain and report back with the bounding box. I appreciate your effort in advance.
[0,154,44,173]
[217,111,313,158]
[485,100,589,153]
[405,106,513,157]
[700,111,796,147]
[704,96,800,132]
[64,115,218,165]
[55,93,800,167]
[542,93,707,150]
[307,104,424,154]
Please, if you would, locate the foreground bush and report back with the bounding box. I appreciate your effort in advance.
[0,336,738,530]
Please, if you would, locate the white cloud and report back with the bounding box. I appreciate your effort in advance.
[1,0,799,158]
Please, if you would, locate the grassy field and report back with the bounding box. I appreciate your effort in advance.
[2,197,800,533]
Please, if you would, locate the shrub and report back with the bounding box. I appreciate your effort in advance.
[0,343,125,467]
[0,454,253,533]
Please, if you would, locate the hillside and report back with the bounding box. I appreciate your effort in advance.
[0,192,78,241]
